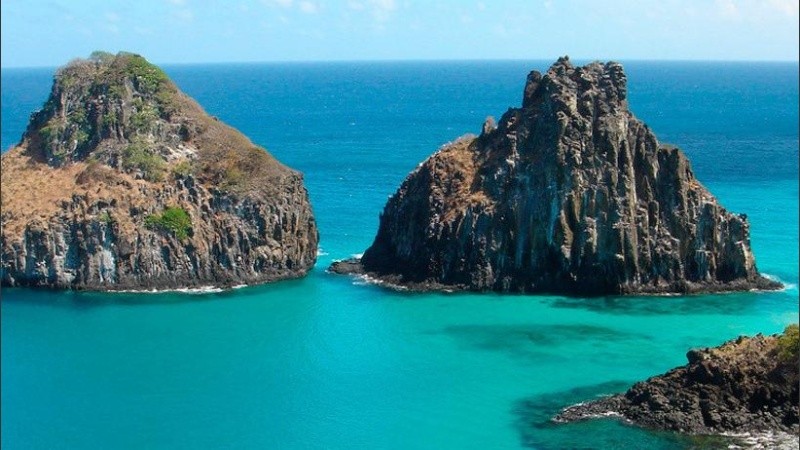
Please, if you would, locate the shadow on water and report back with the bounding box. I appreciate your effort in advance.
[326,272,789,318]
[512,382,736,450]
[434,324,651,362]
[548,291,776,317]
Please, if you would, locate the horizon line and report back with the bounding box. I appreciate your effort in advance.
[2,56,799,71]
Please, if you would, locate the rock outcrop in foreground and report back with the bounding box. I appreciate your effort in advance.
[1,52,318,290]
[330,56,780,295]
[554,326,799,436]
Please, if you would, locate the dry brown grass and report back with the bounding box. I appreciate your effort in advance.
[1,54,296,244]
[1,145,163,239]
[424,136,495,222]
[168,92,288,196]
[2,147,82,235]
[76,160,119,185]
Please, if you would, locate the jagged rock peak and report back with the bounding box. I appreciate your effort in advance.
[330,58,780,296]
[1,51,319,291]
[522,56,627,112]
[25,51,179,167]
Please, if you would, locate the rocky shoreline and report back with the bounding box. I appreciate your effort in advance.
[1,52,318,290]
[329,57,781,296]
[553,328,799,436]
[329,258,782,295]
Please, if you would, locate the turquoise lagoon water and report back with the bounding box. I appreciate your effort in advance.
[1,61,797,449]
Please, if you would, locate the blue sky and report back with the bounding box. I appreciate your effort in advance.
[1,0,798,67]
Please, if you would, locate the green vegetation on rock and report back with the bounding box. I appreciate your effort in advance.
[31,51,182,165]
[171,160,194,178]
[26,51,281,198]
[38,119,63,149]
[122,140,166,182]
[2,50,319,292]
[101,111,118,129]
[98,211,114,225]
[777,324,799,363]
[88,51,115,64]
[145,206,192,240]
[120,53,170,95]
[112,52,176,115]
[129,98,160,134]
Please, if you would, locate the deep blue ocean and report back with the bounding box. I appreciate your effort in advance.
[1,61,798,449]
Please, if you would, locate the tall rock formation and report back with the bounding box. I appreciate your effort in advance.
[331,57,779,295]
[1,52,318,290]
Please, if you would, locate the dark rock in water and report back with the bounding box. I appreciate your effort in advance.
[330,56,781,295]
[1,51,318,290]
[554,327,800,435]
[328,258,364,276]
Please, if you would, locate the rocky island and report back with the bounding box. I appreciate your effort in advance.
[330,57,780,295]
[554,325,799,438]
[1,51,318,290]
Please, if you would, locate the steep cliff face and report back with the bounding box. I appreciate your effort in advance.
[554,327,800,435]
[331,57,779,295]
[1,52,318,290]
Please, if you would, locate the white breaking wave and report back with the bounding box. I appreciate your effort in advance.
[352,273,408,291]
[108,285,226,294]
[723,430,799,450]
[762,273,796,291]
[577,410,623,420]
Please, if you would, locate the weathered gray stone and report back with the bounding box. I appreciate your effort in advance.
[1,52,318,291]
[330,56,779,295]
